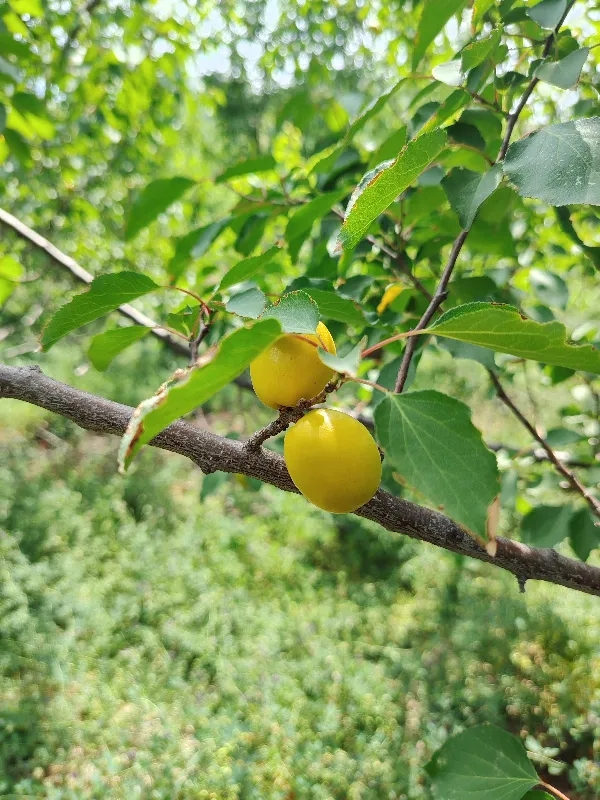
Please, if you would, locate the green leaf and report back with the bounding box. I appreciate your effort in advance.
[0,255,23,281]
[521,505,574,548]
[569,508,600,562]
[427,725,539,800]
[432,60,465,87]
[165,306,200,337]
[412,0,469,69]
[522,793,553,800]
[544,427,582,447]
[0,55,21,82]
[318,338,366,378]
[0,278,16,306]
[118,320,282,471]
[437,338,497,369]
[301,288,365,326]
[535,47,589,89]
[169,218,233,278]
[375,391,499,536]
[529,269,569,310]
[461,28,502,72]
[442,165,503,229]
[503,118,600,206]
[125,176,194,240]
[337,129,447,251]
[215,155,277,183]
[526,0,567,29]
[218,246,280,292]
[473,0,497,25]
[422,90,470,133]
[368,127,407,169]
[88,326,151,371]
[260,291,319,334]
[226,287,266,319]
[41,272,159,351]
[0,103,5,133]
[285,189,346,261]
[8,0,43,15]
[427,303,600,373]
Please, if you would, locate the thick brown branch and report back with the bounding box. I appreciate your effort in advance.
[2,363,599,597]
[489,370,600,519]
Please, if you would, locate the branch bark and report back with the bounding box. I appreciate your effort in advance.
[2,363,599,598]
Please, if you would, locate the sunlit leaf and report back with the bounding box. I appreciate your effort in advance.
[125,176,194,240]
[88,326,151,371]
[41,272,159,351]
[337,129,447,251]
[412,0,469,69]
[118,320,282,471]
[260,291,319,334]
[301,288,365,326]
[461,28,502,72]
[427,303,600,373]
[215,154,277,183]
[503,118,600,205]
[426,725,539,800]
[375,391,499,536]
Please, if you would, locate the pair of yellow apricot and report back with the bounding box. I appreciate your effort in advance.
[250,323,382,513]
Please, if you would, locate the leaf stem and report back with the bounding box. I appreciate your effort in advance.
[161,285,210,315]
[538,779,572,800]
[344,376,391,394]
[489,370,600,519]
[361,329,422,358]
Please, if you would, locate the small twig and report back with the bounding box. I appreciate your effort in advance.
[361,329,421,358]
[243,406,305,452]
[489,370,600,519]
[189,321,211,366]
[538,779,571,800]
[394,231,468,392]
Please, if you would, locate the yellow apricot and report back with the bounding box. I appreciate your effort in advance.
[377,283,403,314]
[250,322,336,409]
[284,408,382,513]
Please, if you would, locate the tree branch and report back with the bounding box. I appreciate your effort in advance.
[2,363,599,597]
[394,4,575,392]
[0,207,190,358]
[489,370,600,519]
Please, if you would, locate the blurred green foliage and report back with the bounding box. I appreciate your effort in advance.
[0,432,598,798]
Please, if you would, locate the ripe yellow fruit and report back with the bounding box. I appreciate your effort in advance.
[250,322,336,409]
[284,408,382,513]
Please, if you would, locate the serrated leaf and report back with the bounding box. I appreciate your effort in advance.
[217,246,280,292]
[125,176,194,240]
[427,303,600,373]
[41,272,159,351]
[375,391,499,536]
[569,508,600,562]
[318,338,366,378]
[521,505,574,548]
[285,189,346,261]
[226,287,266,319]
[461,28,502,72]
[337,129,447,251]
[427,725,539,800]
[442,165,503,229]
[503,118,600,206]
[118,320,282,471]
[215,154,277,183]
[526,0,566,29]
[260,291,319,334]
[88,326,151,371]
[535,47,589,89]
[529,269,568,310]
[301,288,365,326]
[412,0,469,69]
